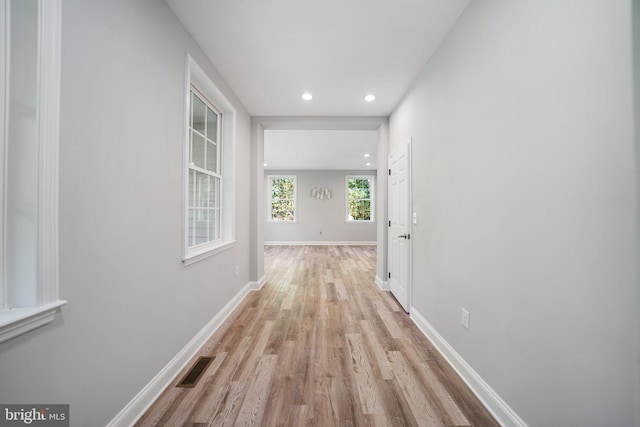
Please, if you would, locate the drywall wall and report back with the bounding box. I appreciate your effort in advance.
[634,1,640,424]
[265,169,377,243]
[390,1,638,426]
[0,0,252,425]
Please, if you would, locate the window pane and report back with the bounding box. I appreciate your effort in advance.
[194,208,208,245]
[212,178,221,239]
[215,176,221,208]
[192,92,206,135]
[348,200,358,220]
[207,107,217,143]
[188,171,220,246]
[191,131,205,169]
[347,177,372,221]
[206,141,217,174]
[349,184,368,201]
[348,200,370,221]
[271,199,295,221]
[188,207,195,246]
[5,0,39,306]
[189,93,221,245]
[361,200,371,220]
[187,171,220,247]
[210,208,220,241]
[188,170,195,208]
[194,172,207,215]
[272,178,294,199]
[211,176,220,209]
[270,177,296,221]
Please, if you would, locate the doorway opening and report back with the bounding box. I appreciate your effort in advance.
[250,117,390,293]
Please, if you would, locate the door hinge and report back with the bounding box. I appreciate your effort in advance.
[388,220,391,227]
[388,272,391,279]
[388,169,391,176]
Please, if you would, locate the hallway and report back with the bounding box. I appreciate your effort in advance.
[136,246,498,426]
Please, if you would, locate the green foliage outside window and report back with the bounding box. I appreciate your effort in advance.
[271,178,295,221]
[348,178,372,221]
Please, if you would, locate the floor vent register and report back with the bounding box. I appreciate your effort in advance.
[176,356,214,388]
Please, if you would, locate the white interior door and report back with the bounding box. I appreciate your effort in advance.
[388,140,411,312]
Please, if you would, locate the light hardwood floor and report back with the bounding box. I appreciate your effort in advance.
[136,245,499,426]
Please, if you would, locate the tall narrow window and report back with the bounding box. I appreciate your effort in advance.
[268,176,296,221]
[183,55,235,265]
[0,0,65,344]
[346,176,375,222]
[187,89,221,247]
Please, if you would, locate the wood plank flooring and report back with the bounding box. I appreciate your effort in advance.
[136,245,499,427]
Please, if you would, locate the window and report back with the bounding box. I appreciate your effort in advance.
[183,55,236,265]
[0,0,66,344]
[346,176,375,222]
[268,176,296,221]
[187,89,221,246]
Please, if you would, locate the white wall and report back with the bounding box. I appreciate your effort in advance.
[390,1,638,426]
[0,0,252,425]
[265,169,377,243]
[633,1,640,423]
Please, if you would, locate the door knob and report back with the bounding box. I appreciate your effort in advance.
[398,234,410,239]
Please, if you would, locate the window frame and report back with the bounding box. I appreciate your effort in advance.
[182,54,236,266]
[187,87,222,248]
[267,175,297,222]
[345,175,375,223]
[0,0,66,344]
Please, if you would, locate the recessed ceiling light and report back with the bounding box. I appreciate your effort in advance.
[301,93,313,101]
[364,153,370,158]
[364,94,376,102]
[263,163,268,167]
[366,162,372,166]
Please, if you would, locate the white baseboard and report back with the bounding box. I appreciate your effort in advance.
[375,275,389,290]
[264,241,377,246]
[107,281,254,427]
[250,275,267,291]
[410,308,527,427]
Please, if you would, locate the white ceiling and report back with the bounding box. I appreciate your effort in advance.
[264,130,378,170]
[165,0,470,117]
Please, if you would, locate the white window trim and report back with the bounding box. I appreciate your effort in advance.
[345,175,376,223]
[0,301,66,344]
[0,0,66,344]
[267,175,297,222]
[0,0,5,311]
[182,54,236,265]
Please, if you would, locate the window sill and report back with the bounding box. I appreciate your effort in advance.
[345,220,376,224]
[267,220,298,224]
[183,240,236,266]
[0,300,67,345]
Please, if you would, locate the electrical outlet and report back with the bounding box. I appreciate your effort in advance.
[461,309,470,329]
[413,212,417,225]
[235,265,239,277]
